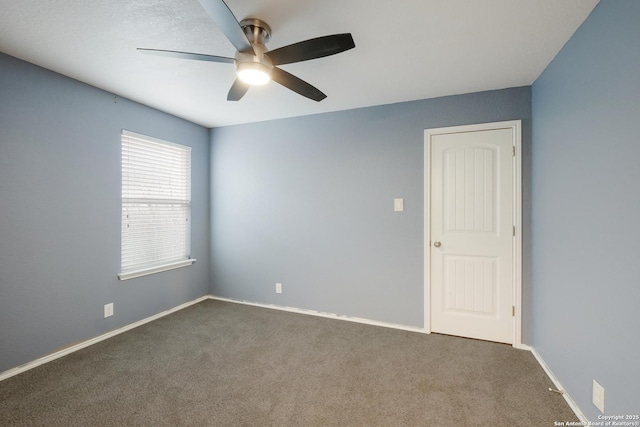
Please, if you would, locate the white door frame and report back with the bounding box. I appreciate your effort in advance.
[424,120,523,349]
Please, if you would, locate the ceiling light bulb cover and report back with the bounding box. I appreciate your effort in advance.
[237,62,271,85]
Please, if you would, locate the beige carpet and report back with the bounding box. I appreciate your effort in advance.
[0,299,577,426]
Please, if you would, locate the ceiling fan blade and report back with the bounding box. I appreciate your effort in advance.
[137,48,235,64]
[198,0,254,55]
[227,79,250,101]
[271,67,326,102]
[267,33,355,66]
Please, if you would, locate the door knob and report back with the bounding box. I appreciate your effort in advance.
[433,241,441,248]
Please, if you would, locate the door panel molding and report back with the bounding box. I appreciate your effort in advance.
[424,120,523,348]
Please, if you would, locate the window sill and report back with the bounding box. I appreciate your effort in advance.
[118,259,196,281]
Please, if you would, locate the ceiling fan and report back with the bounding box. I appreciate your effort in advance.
[138,0,355,102]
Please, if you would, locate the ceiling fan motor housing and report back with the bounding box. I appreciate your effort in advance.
[240,19,271,45]
[235,19,274,82]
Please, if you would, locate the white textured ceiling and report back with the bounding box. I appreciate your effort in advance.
[0,0,599,128]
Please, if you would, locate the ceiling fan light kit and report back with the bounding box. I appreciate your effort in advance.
[137,0,355,102]
[236,62,272,86]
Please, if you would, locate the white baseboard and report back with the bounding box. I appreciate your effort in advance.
[0,295,209,382]
[529,346,588,423]
[209,295,428,334]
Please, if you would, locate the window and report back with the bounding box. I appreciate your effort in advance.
[118,130,195,280]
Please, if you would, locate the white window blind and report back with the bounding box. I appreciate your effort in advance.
[119,130,195,280]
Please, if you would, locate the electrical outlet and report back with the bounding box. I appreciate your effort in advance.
[104,303,114,318]
[593,379,605,413]
[276,283,282,294]
[394,198,404,212]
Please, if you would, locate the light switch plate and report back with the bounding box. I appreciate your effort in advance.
[394,198,404,212]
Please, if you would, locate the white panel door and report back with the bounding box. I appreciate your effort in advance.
[430,128,514,344]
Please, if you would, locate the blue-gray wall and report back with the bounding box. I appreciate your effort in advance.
[210,88,532,334]
[532,0,640,418]
[0,53,210,373]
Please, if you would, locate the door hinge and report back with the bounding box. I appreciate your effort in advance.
[512,146,516,156]
[512,306,516,317]
[513,226,516,236]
